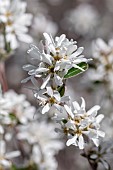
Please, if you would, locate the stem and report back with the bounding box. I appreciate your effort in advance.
[88,159,98,170]
[0,61,8,92]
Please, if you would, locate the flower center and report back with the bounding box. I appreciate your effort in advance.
[5,11,12,17]
[49,97,56,104]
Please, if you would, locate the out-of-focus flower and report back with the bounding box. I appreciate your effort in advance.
[82,140,113,170]
[65,3,99,36]
[0,0,33,50]
[22,32,89,89]
[88,38,113,91]
[17,121,64,170]
[55,98,105,149]
[32,14,58,40]
[0,90,36,124]
[32,145,58,170]
[0,140,20,168]
[4,90,36,124]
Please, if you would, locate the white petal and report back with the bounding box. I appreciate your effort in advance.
[72,101,80,111]
[87,105,100,116]
[70,47,84,59]
[81,97,86,110]
[54,74,63,86]
[46,86,53,97]
[78,135,84,149]
[42,53,52,65]
[97,130,105,138]
[66,135,77,146]
[53,92,61,102]
[67,45,77,55]
[64,105,74,119]
[0,140,5,155]
[41,74,51,89]
[57,34,66,46]
[42,103,50,114]
[96,114,104,123]
[92,138,99,147]
[35,67,49,74]
[5,151,20,159]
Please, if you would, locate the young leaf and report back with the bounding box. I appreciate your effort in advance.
[64,62,88,79]
[58,85,65,97]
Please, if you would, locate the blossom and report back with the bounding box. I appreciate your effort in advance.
[83,140,113,170]
[34,86,70,114]
[32,14,58,39]
[22,32,89,88]
[4,90,36,124]
[17,121,64,170]
[0,90,36,124]
[56,98,105,149]
[89,38,113,90]
[66,3,99,36]
[0,140,20,168]
[0,0,33,50]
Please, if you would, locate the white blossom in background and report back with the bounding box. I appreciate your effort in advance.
[0,90,36,125]
[55,98,105,149]
[88,38,113,91]
[0,140,20,168]
[17,121,64,170]
[83,140,113,169]
[32,14,58,40]
[66,3,99,36]
[22,32,89,89]
[3,90,36,124]
[0,0,33,50]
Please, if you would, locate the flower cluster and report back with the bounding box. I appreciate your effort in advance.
[23,33,89,88]
[0,0,33,52]
[65,3,99,36]
[22,33,105,150]
[88,38,113,91]
[0,89,63,169]
[82,140,113,170]
[17,121,64,170]
[55,98,105,149]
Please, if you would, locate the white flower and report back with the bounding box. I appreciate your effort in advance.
[32,145,58,170]
[66,3,99,36]
[90,38,113,90]
[22,32,89,88]
[17,121,64,169]
[3,90,36,124]
[0,0,33,49]
[56,98,105,149]
[32,14,58,39]
[34,86,70,114]
[0,90,36,124]
[0,140,20,168]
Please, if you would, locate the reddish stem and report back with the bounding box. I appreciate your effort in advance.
[0,61,8,92]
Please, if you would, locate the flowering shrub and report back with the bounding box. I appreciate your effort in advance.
[1,0,113,170]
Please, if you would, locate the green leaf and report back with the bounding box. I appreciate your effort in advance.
[9,113,17,121]
[11,164,37,170]
[62,119,68,124]
[64,62,88,79]
[58,85,65,97]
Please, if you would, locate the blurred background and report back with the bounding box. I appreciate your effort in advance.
[4,0,113,169]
